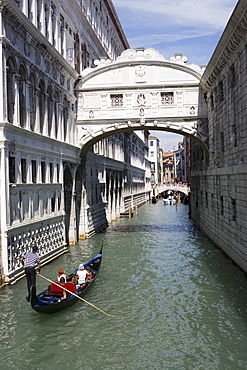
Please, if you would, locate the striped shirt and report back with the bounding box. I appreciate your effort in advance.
[22,252,40,267]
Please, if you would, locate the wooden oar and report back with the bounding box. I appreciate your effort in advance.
[38,274,124,318]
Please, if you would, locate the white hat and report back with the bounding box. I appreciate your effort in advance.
[79,264,84,269]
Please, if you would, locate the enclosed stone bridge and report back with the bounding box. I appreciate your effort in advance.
[157,184,190,196]
[76,48,208,154]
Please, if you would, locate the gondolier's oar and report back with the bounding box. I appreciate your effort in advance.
[38,274,124,318]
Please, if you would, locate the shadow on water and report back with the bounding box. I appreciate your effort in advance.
[106,224,187,233]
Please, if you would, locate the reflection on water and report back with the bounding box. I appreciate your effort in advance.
[1,202,247,369]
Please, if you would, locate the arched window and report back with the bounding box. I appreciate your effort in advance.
[47,85,53,136]
[29,73,36,131]
[6,57,15,124]
[39,79,45,134]
[37,0,42,31]
[19,65,26,128]
[54,91,59,139]
[63,96,68,141]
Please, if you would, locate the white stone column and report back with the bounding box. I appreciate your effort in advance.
[119,175,125,213]
[111,174,117,220]
[50,97,55,138]
[0,3,4,123]
[26,154,31,183]
[37,156,41,183]
[58,102,64,141]
[55,14,60,53]
[53,99,58,139]
[86,0,91,19]
[150,92,159,115]
[78,187,87,239]
[116,173,121,218]
[31,0,37,27]
[176,90,183,115]
[35,87,40,133]
[22,0,28,17]
[47,6,53,44]
[106,171,112,223]
[0,148,10,280]
[40,0,46,37]
[61,25,67,59]
[42,94,48,136]
[16,152,21,184]
[13,74,20,126]
[68,167,78,245]
[26,81,31,130]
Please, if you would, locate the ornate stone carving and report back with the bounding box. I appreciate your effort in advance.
[137,93,146,106]
[190,106,195,115]
[135,66,146,83]
[24,41,30,57]
[139,107,145,117]
[35,50,41,66]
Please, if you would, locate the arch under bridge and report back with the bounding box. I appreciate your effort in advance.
[155,184,190,197]
[76,48,208,155]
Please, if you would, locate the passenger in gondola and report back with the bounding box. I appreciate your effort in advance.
[86,269,94,282]
[71,275,78,286]
[76,264,87,286]
[57,268,67,282]
[59,276,67,300]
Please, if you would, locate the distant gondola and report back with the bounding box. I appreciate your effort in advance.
[29,248,102,314]
[163,198,176,205]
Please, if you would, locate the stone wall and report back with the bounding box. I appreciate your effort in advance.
[190,0,247,273]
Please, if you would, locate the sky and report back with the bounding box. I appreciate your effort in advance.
[113,0,238,151]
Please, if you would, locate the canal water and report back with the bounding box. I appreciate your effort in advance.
[1,202,247,370]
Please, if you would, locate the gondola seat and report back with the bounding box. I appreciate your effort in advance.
[50,281,77,297]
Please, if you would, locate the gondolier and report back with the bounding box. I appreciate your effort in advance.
[29,248,103,314]
[20,246,41,302]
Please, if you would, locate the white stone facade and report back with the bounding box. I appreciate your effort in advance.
[148,135,160,185]
[82,130,150,237]
[0,0,131,283]
[77,49,207,154]
[190,0,247,273]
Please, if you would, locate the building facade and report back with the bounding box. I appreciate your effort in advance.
[162,151,174,183]
[148,135,161,185]
[0,0,152,284]
[190,0,247,273]
[82,131,151,238]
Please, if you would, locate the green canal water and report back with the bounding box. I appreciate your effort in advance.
[1,202,247,369]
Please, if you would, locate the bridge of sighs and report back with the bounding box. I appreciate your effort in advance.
[75,48,208,154]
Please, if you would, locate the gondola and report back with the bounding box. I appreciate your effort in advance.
[29,248,102,314]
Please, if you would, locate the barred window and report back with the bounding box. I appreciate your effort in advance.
[110,94,123,107]
[231,198,236,221]
[41,161,46,183]
[9,156,16,183]
[220,196,224,216]
[21,158,27,183]
[49,163,53,183]
[31,160,37,183]
[161,92,174,105]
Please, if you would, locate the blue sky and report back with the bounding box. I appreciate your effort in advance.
[113,0,238,151]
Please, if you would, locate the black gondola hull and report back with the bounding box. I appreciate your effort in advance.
[29,249,102,314]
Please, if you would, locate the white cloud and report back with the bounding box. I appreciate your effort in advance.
[114,0,237,31]
[128,30,216,49]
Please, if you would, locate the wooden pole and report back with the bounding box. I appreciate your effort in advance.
[38,274,124,318]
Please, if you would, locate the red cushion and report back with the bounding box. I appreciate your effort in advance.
[65,282,76,293]
[50,281,76,297]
